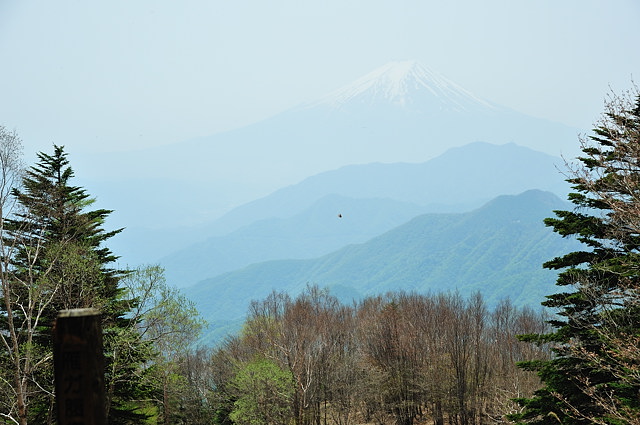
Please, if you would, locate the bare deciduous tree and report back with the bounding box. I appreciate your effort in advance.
[0,127,57,425]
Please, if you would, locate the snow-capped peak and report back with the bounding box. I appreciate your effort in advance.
[309,60,494,112]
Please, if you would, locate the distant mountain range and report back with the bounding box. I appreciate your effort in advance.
[162,195,427,288]
[201,141,570,234]
[185,190,582,345]
[81,60,581,262]
[161,142,571,288]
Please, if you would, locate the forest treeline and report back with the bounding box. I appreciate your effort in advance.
[204,287,550,425]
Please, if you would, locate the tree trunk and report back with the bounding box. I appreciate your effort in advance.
[433,401,444,425]
[164,373,170,425]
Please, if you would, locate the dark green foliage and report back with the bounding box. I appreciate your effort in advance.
[1,145,151,424]
[6,146,124,320]
[511,89,640,424]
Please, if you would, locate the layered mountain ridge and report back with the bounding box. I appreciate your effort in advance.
[82,61,581,268]
[160,142,570,288]
[185,190,581,344]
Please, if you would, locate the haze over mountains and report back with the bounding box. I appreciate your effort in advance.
[90,60,580,269]
[162,142,570,288]
[81,60,585,344]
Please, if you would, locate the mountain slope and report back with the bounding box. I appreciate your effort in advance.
[160,142,570,287]
[79,61,581,238]
[186,190,581,343]
[162,195,427,287]
[199,142,570,236]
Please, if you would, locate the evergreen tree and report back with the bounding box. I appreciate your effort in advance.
[1,145,151,424]
[512,88,640,424]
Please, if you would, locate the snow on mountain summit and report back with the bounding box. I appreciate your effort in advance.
[309,60,494,113]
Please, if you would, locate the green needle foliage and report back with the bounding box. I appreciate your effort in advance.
[0,145,151,424]
[511,87,640,424]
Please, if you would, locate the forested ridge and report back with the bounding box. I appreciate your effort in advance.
[1,85,640,424]
[186,188,580,345]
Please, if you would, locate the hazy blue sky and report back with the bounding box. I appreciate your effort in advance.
[1,1,639,158]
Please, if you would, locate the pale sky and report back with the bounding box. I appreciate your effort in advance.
[1,0,639,162]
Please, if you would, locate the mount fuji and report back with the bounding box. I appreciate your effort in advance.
[83,60,579,189]
[308,60,495,112]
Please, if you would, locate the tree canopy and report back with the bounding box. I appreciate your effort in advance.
[512,87,640,424]
[0,144,204,425]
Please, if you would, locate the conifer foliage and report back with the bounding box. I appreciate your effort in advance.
[8,145,124,319]
[0,145,151,424]
[512,88,640,424]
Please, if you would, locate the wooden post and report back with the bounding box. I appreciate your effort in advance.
[53,308,106,425]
